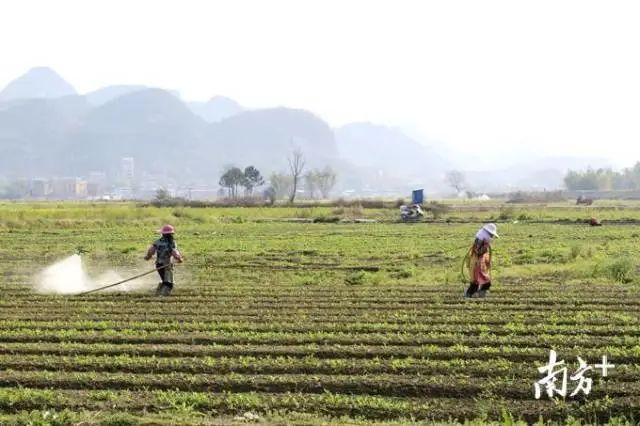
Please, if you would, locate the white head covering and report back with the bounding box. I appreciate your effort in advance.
[475,223,498,241]
[475,228,493,242]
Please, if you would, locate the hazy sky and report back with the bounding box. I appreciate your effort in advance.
[1,0,639,168]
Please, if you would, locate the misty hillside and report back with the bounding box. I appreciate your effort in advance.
[462,156,614,193]
[0,67,76,102]
[206,108,338,172]
[0,66,616,196]
[86,85,149,106]
[336,123,451,179]
[67,89,208,178]
[0,68,343,184]
[189,96,244,122]
[0,96,90,176]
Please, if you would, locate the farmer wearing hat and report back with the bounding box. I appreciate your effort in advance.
[464,223,498,299]
[144,224,184,296]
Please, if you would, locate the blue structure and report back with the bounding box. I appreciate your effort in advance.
[412,189,424,205]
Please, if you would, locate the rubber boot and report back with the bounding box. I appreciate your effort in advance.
[478,290,488,298]
[155,283,164,296]
[160,282,174,296]
[464,283,478,299]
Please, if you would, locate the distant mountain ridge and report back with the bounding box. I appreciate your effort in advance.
[0,70,341,184]
[336,122,451,179]
[0,67,76,102]
[0,66,613,195]
[86,85,149,106]
[189,96,244,122]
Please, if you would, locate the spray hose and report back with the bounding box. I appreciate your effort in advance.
[73,263,175,297]
[460,245,494,284]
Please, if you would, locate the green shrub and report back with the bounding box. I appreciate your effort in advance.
[604,257,635,283]
[392,266,416,279]
[517,212,532,221]
[100,413,140,426]
[498,206,516,221]
[394,198,406,208]
[230,216,246,223]
[9,410,76,426]
[120,246,136,254]
[568,244,583,261]
[424,201,451,219]
[313,216,340,223]
[345,270,380,285]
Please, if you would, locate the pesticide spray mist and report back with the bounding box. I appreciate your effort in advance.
[35,254,150,294]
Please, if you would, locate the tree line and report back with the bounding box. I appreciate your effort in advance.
[219,150,337,202]
[564,163,640,191]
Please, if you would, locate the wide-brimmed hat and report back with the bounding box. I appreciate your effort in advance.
[482,223,499,238]
[158,224,175,235]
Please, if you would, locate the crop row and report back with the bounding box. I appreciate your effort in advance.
[0,313,636,326]
[0,341,636,363]
[0,320,637,337]
[0,328,638,349]
[4,285,631,300]
[7,285,636,298]
[6,295,640,306]
[0,387,629,422]
[0,280,608,290]
[0,353,635,381]
[0,369,631,399]
[4,303,640,317]
[3,299,637,319]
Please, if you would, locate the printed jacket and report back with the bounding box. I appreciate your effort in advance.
[146,238,183,265]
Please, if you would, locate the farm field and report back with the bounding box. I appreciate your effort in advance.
[1,201,640,425]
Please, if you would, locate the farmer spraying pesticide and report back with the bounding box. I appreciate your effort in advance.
[145,224,184,296]
[463,223,498,299]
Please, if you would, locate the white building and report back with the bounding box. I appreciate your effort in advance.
[121,157,135,187]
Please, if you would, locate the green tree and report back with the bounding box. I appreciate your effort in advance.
[242,166,265,196]
[219,167,244,199]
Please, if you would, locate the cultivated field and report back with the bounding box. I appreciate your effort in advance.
[1,201,640,425]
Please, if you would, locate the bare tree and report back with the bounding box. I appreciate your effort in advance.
[269,172,292,200]
[317,166,337,198]
[288,149,305,203]
[304,170,319,199]
[446,170,467,193]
